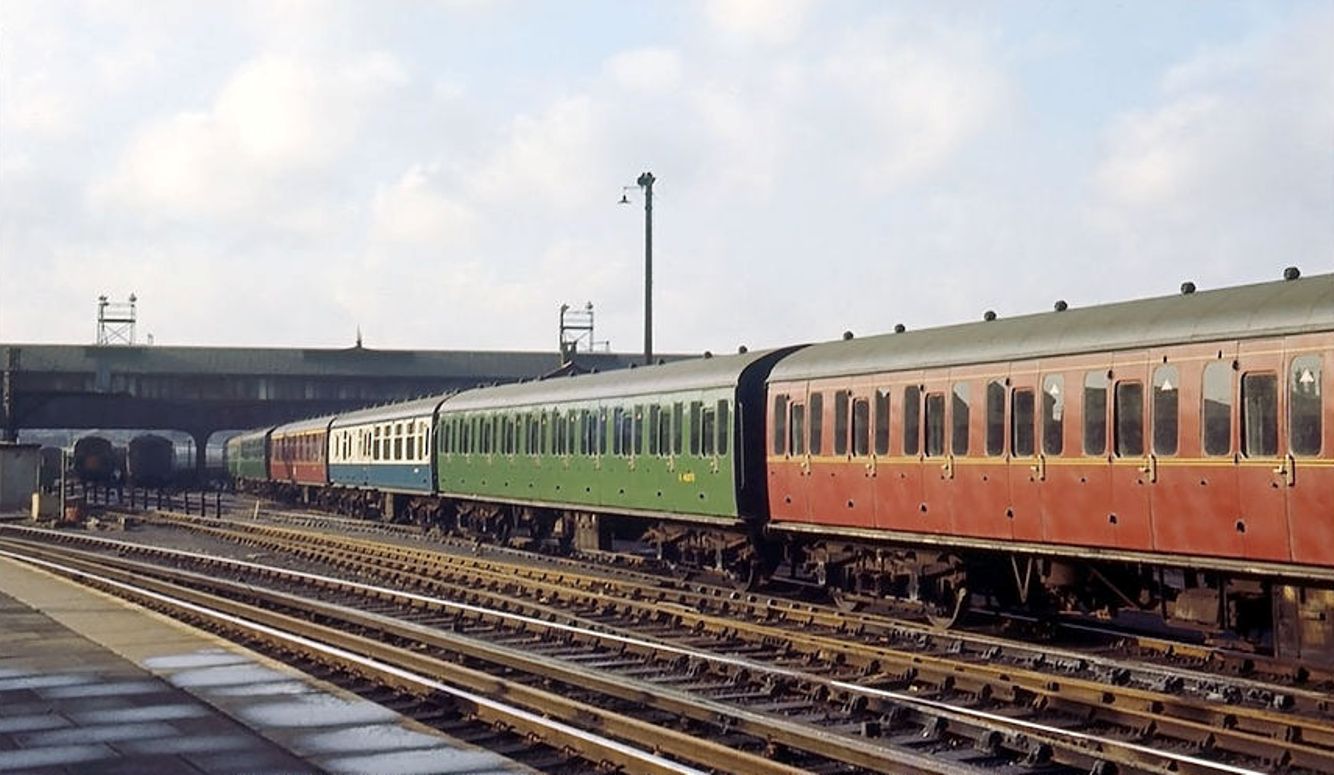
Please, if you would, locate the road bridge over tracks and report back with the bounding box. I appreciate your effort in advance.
[1,343,677,476]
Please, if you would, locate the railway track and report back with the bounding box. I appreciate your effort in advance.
[6,520,1333,774]
[226,498,1334,692]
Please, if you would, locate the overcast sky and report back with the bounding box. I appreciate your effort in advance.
[2,1,1331,355]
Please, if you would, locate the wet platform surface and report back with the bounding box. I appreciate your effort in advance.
[0,554,522,774]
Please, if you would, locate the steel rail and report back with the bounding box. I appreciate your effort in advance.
[2,529,1305,775]
[223,501,1334,690]
[122,514,1334,743]
[3,540,968,775]
[0,547,795,775]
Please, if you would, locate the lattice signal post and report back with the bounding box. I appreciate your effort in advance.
[96,294,137,346]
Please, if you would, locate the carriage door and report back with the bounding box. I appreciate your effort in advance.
[919,376,953,535]
[1286,343,1333,566]
[1109,355,1153,551]
[1007,370,1044,542]
[837,385,877,528]
[1235,342,1291,562]
[768,389,811,523]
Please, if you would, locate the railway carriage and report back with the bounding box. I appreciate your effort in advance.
[226,427,273,485]
[327,396,447,519]
[268,416,333,499]
[73,436,119,484]
[434,348,796,571]
[766,272,1334,660]
[126,433,176,488]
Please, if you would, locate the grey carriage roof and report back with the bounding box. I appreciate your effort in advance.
[271,415,335,436]
[438,349,784,412]
[330,394,452,429]
[769,273,1334,383]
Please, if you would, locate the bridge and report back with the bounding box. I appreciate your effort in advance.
[1,343,676,474]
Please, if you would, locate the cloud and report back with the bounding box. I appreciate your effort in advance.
[703,0,813,46]
[371,166,477,247]
[1092,6,1334,272]
[820,19,1013,188]
[605,48,684,93]
[91,52,407,222]
[467,96,608,209]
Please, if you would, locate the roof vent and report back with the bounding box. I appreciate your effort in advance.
[983,310,996,321]
[842,330,854,341]
[657,358,666,365]
[1284,266,1301,281]
[629,363,637,369]
[737,345,748,354]
[703,351,713,359]
[893,323,906,333]
[1054,300,1068,312]
[1181,281,1196,295]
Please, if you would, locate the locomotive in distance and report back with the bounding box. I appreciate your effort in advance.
[229,269,1334,664]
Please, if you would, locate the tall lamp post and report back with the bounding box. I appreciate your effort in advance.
[622,171,655,365]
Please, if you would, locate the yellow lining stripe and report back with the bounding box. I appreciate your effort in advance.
[767,455,1334,468]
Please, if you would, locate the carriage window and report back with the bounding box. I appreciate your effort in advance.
[634,406,644,456]
[613,408,626,456]
[834,390,850,456]
[597,408,609,455]
[809,392,824,455]
[874,389,890,455]
[925,392,946,457]
[622,408,635,456]
[658,406,671,457]
[701,406,716,456]
[689,401,702,456]
[1115,382,1144,457]
[791,403,807,456]
[1153,365,1179,455]
[772,395,788,455]
[1205,360,1232,453]
[1290,356,1322,456]
[1012,389,1035,456]
[1043,375,1064,455]
[717,400,729,456]
[986,380,1005,456]
[552,412,563,455]
[952,383,970,455]
[673,403,684,455]
[1084,371,1109,455]
[852,398,870,457]
[374,426,382,460]
[903,386,921,455]
[1242,373,1278,457]
[394,423,404,460]
[648,406,660,456]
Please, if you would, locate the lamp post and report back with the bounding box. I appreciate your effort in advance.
[635,172,656,365]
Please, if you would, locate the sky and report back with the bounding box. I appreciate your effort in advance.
[1,1,1331,356]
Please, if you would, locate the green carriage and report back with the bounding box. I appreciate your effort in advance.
[434,348,796,572]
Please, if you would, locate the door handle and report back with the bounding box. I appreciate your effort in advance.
[941,455,955,479]
[1137,455,1158,483]
[1274,453,1295,486]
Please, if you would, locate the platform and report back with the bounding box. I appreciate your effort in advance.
[0,555,521,774]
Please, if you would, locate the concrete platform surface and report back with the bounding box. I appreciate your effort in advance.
[0,555,522,774]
